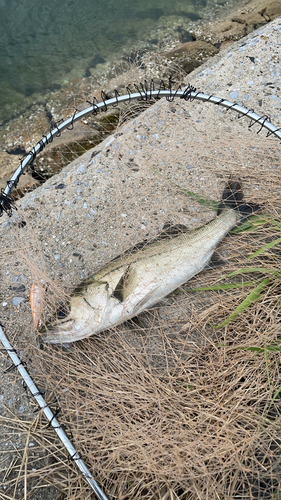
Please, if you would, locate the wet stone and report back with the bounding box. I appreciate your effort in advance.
[11,284,26,293]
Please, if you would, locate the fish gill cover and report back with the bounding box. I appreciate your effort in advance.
[1,72,281,499]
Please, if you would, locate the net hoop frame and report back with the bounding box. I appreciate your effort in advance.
[2,87,281,213]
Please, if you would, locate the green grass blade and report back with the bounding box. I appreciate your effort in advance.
[150,167,219,210]
[227,268,281,278]
[213,277,272,328]
[230,221,255,234]
[248,236,281,259]
[230,216,271,234]
[237,345,281,353]
[178,187,219,211]
[266,345,281,352]
[266,386,281,418]
[183,281,256,292]
[270,219,281,229]
[237,346,265,352]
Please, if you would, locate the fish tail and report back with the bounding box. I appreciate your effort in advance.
[218,178,261,223]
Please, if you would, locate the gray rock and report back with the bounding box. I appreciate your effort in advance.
[11,297,25,306]
[11,284,26,293]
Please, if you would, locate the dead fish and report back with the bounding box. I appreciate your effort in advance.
[43,180,259,344]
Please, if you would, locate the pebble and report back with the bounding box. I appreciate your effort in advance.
[2,221,10,228]
[11,284,26,293]
[11,297,25,306]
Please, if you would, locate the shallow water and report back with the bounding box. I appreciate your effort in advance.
[0,0,243,122]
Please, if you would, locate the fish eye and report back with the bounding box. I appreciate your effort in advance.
[57,304,70,319]
[56,303,71,320]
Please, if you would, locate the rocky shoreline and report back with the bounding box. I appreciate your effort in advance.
[1,0,281,199]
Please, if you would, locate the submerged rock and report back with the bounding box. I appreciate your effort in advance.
[166,40,219,74]
[262,0,281,20]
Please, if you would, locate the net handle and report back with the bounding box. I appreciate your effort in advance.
[0,326,109,500]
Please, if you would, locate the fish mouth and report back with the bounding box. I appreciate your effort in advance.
[39,319,75,341]
[40,317,97,344]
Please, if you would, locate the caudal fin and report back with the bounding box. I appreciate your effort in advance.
[218,178,261,223]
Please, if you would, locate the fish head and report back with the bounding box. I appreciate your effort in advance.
[39,280,123,344]
[39,295,95,343]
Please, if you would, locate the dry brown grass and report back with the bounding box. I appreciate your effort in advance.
[3,216,279,500]
[32,298,281,498]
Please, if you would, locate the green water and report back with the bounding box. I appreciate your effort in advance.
[0,0,238,124]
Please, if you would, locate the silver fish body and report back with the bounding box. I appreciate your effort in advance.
[45,207,240,344]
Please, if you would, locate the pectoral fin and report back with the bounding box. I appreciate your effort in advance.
[112,265,137,302]
[132,286,160,316]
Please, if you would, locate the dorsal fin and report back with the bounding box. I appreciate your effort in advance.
[111,223,189,262]
[160,223,189,238]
